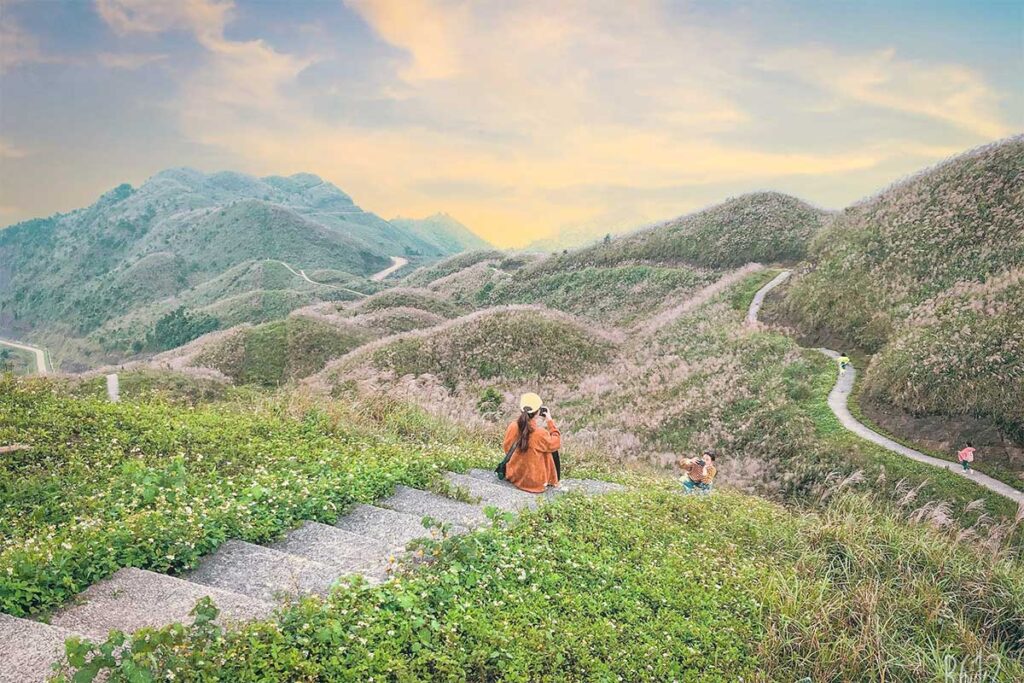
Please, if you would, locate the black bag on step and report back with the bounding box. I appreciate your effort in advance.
[495,444,517,480]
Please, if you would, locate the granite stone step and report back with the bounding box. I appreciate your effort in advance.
[185,539,349,603]
[554,478,625,496]
[466,468,624,497]
[380,485,488,528]
[445,471,539,512]
[466,468,524,488]
[333,503,459,548]
[269,521,391,581]
[0,613,84,683]
[49,567,273,641]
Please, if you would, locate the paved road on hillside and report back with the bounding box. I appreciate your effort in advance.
[0,337,50,374]
[749,270,1024,505]
[370,256,408,282]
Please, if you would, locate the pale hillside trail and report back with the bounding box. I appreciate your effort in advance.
[371,256,409,282]
[749,271,1024,505]
[266,259,368,298]
[0,338,50,374]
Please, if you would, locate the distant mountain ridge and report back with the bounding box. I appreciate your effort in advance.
[390,213,492,253]
[0,168,484,369]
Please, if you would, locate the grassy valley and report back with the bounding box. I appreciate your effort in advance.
[0,169,488,370]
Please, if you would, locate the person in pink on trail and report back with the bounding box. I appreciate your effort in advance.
[957,442,976,472]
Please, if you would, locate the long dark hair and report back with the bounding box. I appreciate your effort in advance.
[516,408,535,453]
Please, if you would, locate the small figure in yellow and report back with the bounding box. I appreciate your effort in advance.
[837,352,851,375]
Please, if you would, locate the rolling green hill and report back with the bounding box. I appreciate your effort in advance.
[466,193,827,324]
[184,315,377,386]
[543,192,829,271]
[779,136,1024,441]
[390,213,492,254]
[324,306,616,390]
[0,169,484,369]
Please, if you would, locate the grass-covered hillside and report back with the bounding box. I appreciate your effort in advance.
[176,315,378,386]
[778,137,1024,452]
[390,213,493,255]
[402,249,505,288]
[2,374,1023,682]
[323,306,617,392]
[86,259,377,357]
[547,192,829,270]
[0,169,482,369]
[862,268,1024,442]
[482,263,717,324]
[463,193,826,324]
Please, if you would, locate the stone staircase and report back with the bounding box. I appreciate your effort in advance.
[1,471,623,682]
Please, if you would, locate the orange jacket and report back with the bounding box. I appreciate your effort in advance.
[503,418,561,493]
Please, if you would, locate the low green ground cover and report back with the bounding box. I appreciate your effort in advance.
[60,490,1024,682]
[0,376,492,616]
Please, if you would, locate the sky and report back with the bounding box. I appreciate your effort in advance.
[0,0,1021,248]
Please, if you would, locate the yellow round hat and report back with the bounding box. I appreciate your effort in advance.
[519,392,543,413]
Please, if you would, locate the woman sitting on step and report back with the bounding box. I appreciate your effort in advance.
[503,393,561,494]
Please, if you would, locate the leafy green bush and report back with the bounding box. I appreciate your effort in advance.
[476,386,503,417]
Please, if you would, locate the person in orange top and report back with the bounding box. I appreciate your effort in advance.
[503,393,561,494]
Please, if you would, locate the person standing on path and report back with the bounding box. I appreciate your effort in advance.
[503,393,561,493]
[957,443,976,472]
[837,352,851,375]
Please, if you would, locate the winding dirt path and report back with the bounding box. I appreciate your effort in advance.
[370,256,409,282]
[749,270,1024,505]
[267,260,368,298]
[0,338,50,374]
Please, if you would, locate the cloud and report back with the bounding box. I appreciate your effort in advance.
[97,51,168,69]
[759,45,1011,139]
[94,0,233,43]
[343,0,464,81]
[0,15,58,72]
[94,0,311,134]
[0,138,29,159]
[79,0,1020,247]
